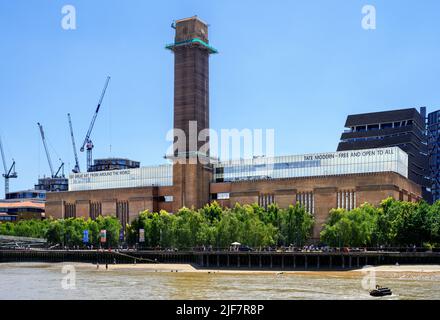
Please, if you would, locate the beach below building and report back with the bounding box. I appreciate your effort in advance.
[88,262,440,275]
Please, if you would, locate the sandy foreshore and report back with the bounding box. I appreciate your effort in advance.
[65,263,440,275]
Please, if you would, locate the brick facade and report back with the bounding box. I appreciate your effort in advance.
[46,171,421,239]
[44,17,423,241]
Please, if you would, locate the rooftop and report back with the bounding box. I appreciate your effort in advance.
[0,201,45,209]
[175,15,208,26]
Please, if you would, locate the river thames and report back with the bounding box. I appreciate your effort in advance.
[0,263,439,300]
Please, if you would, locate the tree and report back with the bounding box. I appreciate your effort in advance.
[201,201,222,223]
[95,216,121,247]
[428,201,440,245]
[280,204,314,247]
[378,198,430,247]
[320,204,377,247]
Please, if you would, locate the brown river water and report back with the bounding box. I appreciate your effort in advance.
[0,263,439,300]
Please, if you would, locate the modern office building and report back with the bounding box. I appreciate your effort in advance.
[0,202,45,221]
[6,189,46,201]
[337,108,431,202]
[428,110,440,202]
[89,158,140,172]
[46,16,422,239]
[35,177,68,192]
[0,189,46,221]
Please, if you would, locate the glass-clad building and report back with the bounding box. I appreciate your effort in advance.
[213,147,408,183]
[89,158,141,172]
[428,110,440,202]
[6,190,46,201]
[69,165,172,191]
[68,147,408,192]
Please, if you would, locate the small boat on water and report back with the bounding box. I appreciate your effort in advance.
[370,285,392,297]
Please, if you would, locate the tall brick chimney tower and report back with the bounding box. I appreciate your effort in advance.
[166,16,217,211]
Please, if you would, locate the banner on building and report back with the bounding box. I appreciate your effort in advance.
[100,229,107,243]
[139,229,145,243]
[83,230,89,244]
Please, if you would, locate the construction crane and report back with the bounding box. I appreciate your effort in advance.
[80,76,111,172]
[37,123,65,178]
[67,113,81,173]
[0,135,17,197]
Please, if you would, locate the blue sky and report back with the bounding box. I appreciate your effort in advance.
[0,0,439,194]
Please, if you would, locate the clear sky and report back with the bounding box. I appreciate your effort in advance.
[0,0,439,194]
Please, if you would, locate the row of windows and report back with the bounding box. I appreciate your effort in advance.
[214,147,408,183]
[65,203,76,219]
[0,208,43,214]
[212,191,364,215]
[258,194,275,210]
[90,203,102,220]
[341,131,412,143]
[296,192,314,215]
[64,202,129,230]
[349,120,415,133]
[215,161,407,182]
[428,111,440,124]
[69,166,173,191]
[0,215,17,222]
[117,201,129,231]
[6,192,46,200]
[428,111,440,202]
[216,161,322,174]
[337,191,356,211]
[212,192,316,214]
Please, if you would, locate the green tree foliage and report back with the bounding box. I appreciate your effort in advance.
[320,204,377,247]
[0,219,51,238]
[8,197,440,249]
[321,198,440,248]
[280,203,314,247]
[126,201,314,249]
[0,216,121,247]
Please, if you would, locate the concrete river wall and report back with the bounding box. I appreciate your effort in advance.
[1,250,440,270]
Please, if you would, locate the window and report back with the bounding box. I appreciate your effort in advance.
[217,193,230,200]
[337,190,356,211]
[296,192,314,214]
[64,203,76,218]
[116,201,129,231]
[90,202,102,220]
[367,124,380,131]
[259,194,274,210]
[164,196,174,202]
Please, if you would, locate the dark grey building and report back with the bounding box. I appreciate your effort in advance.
[34,177,69,192]
[89,158,140,172]
[428,110,440,202]
[6,189,46,201]
[337,107,431,202]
